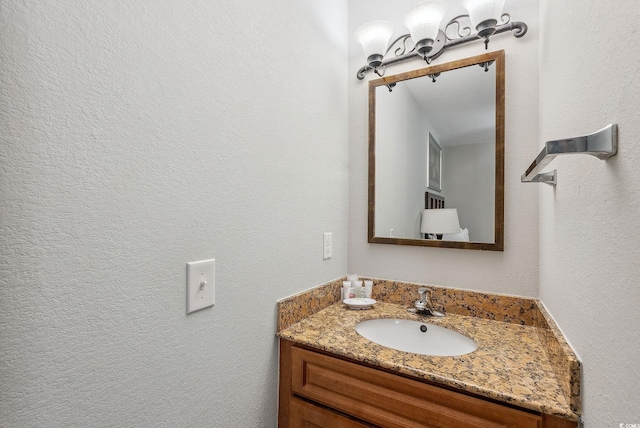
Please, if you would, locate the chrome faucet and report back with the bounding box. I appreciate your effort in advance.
[412,288,445,317]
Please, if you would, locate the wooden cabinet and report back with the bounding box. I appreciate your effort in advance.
[279,340,577,428]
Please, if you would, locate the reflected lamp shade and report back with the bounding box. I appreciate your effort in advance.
[420,208,461,234]
[464,0,505,29]
[403,1,446,53]
[355,20,395,66]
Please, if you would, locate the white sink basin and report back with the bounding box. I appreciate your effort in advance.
[355,318,477,357]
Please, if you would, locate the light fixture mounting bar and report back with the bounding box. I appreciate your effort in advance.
[357,19,527,80]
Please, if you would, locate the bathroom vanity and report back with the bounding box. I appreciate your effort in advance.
[276,279,581,427]
[280,340,571,427]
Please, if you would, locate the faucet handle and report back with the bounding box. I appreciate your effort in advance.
[413,287,445,317]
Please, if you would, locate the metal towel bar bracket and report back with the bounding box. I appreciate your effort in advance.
[521,124,618,186]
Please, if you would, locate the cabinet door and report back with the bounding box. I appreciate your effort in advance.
[288,397,374,428]
[290,345,542,428]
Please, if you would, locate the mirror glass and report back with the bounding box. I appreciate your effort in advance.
[368,51,504,251]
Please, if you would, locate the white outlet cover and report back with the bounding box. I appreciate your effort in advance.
[186,259,215,314]
[323,232,332,260]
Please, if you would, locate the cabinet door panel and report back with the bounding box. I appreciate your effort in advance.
[288,397,373,428]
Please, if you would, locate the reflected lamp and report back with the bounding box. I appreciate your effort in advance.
[420,208,461,239]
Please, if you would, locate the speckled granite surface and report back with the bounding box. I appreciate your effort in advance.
[277,277,540,330]
[276,277,343,332]
[276,278,581,421]
[371,278,541,326]
[534,302,582,414]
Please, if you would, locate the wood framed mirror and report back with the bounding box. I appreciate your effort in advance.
[368,50,504,251]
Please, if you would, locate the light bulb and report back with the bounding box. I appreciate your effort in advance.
[464,0,505,33]
[355,20,395,67]
[403,1,446,55]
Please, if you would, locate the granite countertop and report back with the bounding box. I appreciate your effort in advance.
[278,301,578,421]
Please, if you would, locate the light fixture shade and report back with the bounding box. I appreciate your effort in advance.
[464,0,505,29]
[403,1,446,45]
[420,208,461,234]
[355,20,395,61]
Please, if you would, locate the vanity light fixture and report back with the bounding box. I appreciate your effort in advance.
[355,0,527,79]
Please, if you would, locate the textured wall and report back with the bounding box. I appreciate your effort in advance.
[0,0,348,426]
[538,0,640,425]
[348,0,541,296]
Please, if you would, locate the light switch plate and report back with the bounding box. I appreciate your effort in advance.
[186,259,215,314]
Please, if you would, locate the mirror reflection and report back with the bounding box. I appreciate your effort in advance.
[368,51,504,251]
